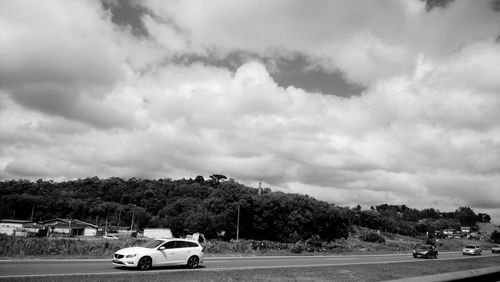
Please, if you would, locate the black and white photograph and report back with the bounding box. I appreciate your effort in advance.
[1,0,500,281]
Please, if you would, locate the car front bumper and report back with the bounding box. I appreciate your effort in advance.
[112,257,139,267]
[413,252,429,258]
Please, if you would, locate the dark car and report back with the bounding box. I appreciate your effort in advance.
[413,244,438,259]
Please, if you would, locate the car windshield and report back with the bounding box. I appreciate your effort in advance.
[141,240,165,249]
[465,245,476,248]
[418,245,432,250]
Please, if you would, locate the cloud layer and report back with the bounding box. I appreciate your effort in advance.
[1,0,500,221]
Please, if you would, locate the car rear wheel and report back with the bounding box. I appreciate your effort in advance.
[186,256,199,269]
[137,256,152,271]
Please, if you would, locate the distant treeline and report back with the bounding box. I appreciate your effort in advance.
[0,176,491,242]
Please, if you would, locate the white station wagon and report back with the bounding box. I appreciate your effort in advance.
[113,238,204,270]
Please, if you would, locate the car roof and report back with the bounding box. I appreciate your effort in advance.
[156,238,199,243]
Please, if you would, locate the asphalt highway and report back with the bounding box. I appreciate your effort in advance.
[0,252,496,278]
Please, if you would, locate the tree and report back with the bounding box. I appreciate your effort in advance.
[133,207,151,230]
[209,174,227,185]
[477,213,491,223]
[455,207,477,226]
[491,231,500,244]
[194,175,205,183]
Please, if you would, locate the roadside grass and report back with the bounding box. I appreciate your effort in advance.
[3,256,500,282]
[0,235,147,258]
[2,233,497,260]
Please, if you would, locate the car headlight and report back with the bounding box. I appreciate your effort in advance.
[125,254,137,258]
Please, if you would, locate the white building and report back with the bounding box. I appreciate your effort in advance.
[0,219,39,236]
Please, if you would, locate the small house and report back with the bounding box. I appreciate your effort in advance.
[40,218,98,237]
[460,226,471,234]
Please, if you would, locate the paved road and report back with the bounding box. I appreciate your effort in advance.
[0,252,496,278]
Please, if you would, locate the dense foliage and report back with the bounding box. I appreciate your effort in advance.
[0,177,350,242]
[343,204,491,238]
[0,177,491,242]
[362,233,386,244]
[491,231,500,244]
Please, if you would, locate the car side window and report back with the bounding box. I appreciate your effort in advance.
[174,241,188,248]
[161,241,175,249]
[186,241,198,247]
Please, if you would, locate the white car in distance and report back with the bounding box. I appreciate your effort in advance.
[113,238,204,270]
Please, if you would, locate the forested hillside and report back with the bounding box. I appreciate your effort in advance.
[0,176,491,242]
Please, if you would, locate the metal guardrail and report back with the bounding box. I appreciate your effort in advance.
[385,266,500,282]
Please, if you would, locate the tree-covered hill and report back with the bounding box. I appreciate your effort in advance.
[0,176,491,242]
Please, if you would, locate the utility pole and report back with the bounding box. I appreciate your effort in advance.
[130,208,135,231]
[236,202,240,241]
[30,203,35,222]
[117,210,121,231]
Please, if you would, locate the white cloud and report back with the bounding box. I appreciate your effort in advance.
[1,0,500,222]
[142,0,500,87]
[0,0,135,128]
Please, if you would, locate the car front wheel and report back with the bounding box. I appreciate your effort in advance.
[137,256,152,271]
[186,256,199,269]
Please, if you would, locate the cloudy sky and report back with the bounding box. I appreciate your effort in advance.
[1,0,500,222]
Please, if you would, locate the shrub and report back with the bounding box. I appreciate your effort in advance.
[491,231,500,243]
[362,233,386,244]
[290,244,304,253]
[306,235,323,249]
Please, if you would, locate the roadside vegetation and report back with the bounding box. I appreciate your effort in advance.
[1,230,498,259]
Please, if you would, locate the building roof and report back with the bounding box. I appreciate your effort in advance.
[0,219,33,224]
[40,218,98,229]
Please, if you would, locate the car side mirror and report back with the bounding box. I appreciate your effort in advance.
[158,246,165,250]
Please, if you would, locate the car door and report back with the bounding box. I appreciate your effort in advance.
[156,240,186,264]
[174,241,194,263]
[150,241,174,266]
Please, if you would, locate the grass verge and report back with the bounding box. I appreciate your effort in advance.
[2,256,500,282]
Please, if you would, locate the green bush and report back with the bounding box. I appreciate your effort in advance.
[290,244,304,253]
[491,231,500,243]
[362,233,386,244]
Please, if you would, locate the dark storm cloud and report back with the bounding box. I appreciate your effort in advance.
[101,0,150,37]
[171,51,364,97]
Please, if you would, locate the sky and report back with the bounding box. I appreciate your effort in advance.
[1,0,500,223]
